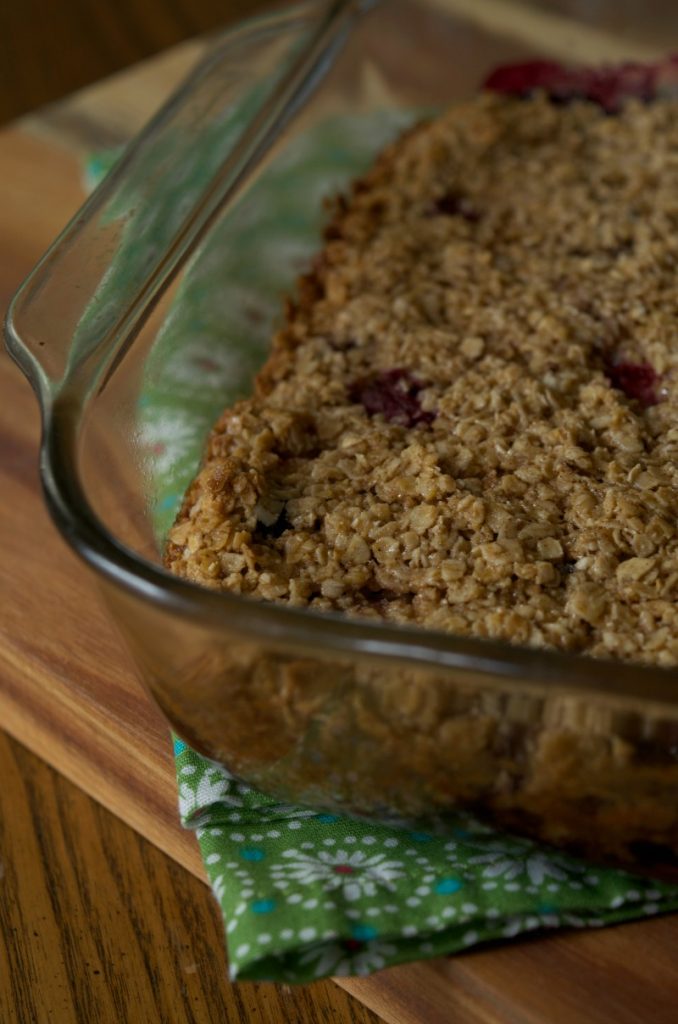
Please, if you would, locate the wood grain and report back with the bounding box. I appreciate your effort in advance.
[0,732,381,1024]
[345,921,678,1024]
[0,0,269,124]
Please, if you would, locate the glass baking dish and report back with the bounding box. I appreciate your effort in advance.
[6,0,678,874]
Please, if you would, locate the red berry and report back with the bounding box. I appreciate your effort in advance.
[605,360,662,407]
[349,369,435,427]
[483,55,678,113]
[483,60,570,98]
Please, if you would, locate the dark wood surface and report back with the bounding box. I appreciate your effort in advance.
[0,732,380,1024]
[0,0,269,123]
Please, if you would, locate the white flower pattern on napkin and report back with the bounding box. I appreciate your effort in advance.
[271,848,406,901]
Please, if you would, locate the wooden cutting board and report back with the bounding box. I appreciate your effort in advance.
[2,10,678,1024]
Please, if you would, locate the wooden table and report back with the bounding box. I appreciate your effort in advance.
[0,0,269,123]
[0,735,381,1024]
[2,7,678,1024]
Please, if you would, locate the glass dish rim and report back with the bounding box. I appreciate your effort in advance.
[6,0,677,705]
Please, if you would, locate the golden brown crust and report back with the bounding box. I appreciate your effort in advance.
[165,91,678,667]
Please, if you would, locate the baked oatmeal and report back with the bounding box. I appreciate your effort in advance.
[166,58,678,668]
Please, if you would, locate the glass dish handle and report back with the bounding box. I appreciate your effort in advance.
[4,0,368,410]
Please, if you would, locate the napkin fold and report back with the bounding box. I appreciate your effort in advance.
[175,737,678,982]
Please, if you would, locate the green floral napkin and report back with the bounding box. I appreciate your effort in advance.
[175,738,678,983]
[87,105,678,983]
